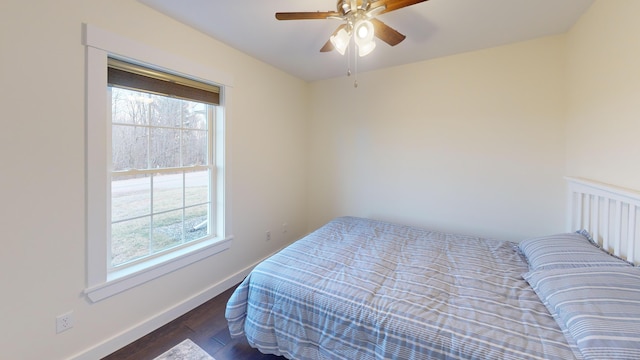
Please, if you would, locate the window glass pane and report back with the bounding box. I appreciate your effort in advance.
[183,102,208,130]
[185,170,209,207]
[182,129,208,166]
[185,204,209,242]
[112,124,148,171]
[111,217,151,267]
[112,174,151,222]
[153,172,184,213]
[111,88,151,126]
[152,210,184,250]
[151,94,183,127]
[150,127,180,168]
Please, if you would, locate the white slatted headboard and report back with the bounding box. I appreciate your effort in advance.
[567,177,640,265]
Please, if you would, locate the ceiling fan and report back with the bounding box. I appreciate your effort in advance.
[275,0,428,57]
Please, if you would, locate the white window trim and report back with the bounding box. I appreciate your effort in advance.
[83,23,234,302]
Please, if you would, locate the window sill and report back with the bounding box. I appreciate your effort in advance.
[84,236,233,303]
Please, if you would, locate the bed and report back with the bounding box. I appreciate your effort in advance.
[226,178,640,360]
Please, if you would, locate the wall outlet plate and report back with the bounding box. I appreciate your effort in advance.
[56,311,74,333]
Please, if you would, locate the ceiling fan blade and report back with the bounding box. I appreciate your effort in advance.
[320,40,334,52]
[370,0,428,14]
[275,11,341,20]
[320,24,348,52]
[371,18,406,46]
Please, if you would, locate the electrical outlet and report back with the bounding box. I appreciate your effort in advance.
[282,222,288,234]
[265,230,271,241]
[56,311,74,333]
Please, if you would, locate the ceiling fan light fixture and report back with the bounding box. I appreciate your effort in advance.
[353,19,375,57]
[354,19,374,42]
[357,39,376,57]
[330,28,350,55]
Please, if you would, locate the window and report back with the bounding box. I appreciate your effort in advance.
[84,24,233,302]
[108,58,219,270]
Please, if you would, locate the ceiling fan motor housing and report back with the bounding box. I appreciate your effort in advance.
[340,0,376,14]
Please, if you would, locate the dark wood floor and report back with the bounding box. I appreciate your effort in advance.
[102,284,285,360]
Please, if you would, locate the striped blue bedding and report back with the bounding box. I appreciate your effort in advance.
[226,217,582,359]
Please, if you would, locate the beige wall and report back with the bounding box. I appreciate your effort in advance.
[1,1,308,359]
[565,0,640,190]
[308,36,568,240]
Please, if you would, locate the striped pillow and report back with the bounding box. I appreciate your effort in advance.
[524,267,640,360]
[518,232,631,270]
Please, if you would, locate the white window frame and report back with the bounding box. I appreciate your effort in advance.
[83,24,234,302]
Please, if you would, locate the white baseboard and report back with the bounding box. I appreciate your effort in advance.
[69,263,257,360]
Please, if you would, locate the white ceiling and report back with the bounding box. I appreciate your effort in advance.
[138,0,594,82]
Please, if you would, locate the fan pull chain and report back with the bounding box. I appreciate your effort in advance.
[346,39,352,77]
[354,44,358,88]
